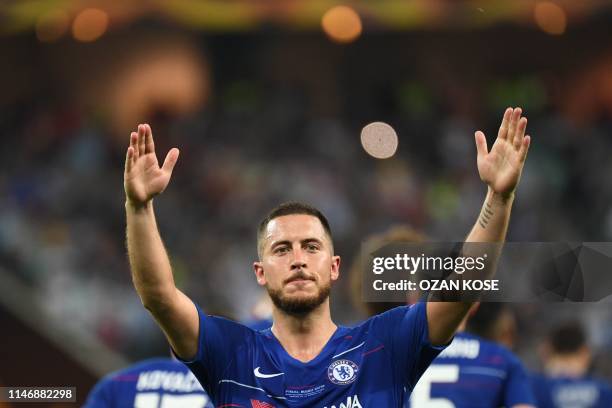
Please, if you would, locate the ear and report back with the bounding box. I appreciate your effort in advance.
[253,261,266,286]
[330,255,341,282]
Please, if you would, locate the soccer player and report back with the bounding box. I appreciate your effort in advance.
[84,357,213,408]
[531,322,612,408]
[123,107,530,406]
[410,303,536,408]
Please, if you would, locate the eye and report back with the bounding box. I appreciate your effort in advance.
[305,243,320,252]
[274,246,290,255]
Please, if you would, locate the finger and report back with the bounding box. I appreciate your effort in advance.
[138,124,146,156]
[162,148,180,175]
[475,131,488,159]
[497,107,512,140]
[130,131,139,158]
[125,146,134,172]
[507,107,522,145]
[514,117,527,150]
[519,135,531,162]
[144,124,155,154]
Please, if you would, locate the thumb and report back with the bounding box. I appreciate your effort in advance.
[162,148,180,175]
[474,131,488,159]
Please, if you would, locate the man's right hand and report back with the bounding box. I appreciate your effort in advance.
[124,124,179,207]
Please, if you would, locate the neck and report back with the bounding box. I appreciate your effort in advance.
[457,318,468,333]
[271,299,337,363]
[545,355,589,378]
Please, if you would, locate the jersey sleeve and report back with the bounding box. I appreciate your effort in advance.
[175,303,254,393]
[503,352,536,407]
[83,377,114,408]
[370,302,448,391]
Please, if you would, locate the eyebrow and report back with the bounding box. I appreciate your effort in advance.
[269,238,324,251]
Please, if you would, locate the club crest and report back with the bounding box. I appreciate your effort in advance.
[327,359,359,385]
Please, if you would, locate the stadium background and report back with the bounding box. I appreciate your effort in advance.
[1,0,612,405]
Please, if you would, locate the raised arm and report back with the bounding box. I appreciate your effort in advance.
[124,124,199,359]
[427,107,531,345]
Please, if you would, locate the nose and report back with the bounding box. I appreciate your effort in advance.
[291,247,307,270]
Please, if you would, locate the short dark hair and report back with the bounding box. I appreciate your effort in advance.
[466,303,507,339]
[548,321,587,354]
[257,202,333,257]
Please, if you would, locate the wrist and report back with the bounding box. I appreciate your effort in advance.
[487,186,514,205]
[125,199,152,213]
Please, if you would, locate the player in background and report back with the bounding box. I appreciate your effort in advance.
[83,357,213,408]
[531,322,612,408]
[84,295,253,407]
[348,225,427,319]
[349,229,535,408]
[409,303,535,408]
[123,107,531,406]
[466,298,517,350]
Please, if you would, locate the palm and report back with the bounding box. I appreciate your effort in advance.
[475,108,531,196]
[124,124,179,205]
[478,138,522,193]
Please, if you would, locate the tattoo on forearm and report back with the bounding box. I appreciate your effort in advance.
[478,201,494,229]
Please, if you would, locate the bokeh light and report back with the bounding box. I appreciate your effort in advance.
[102,39,210,134]
[534,1,567,35]
[361,122,398,159]
[36,10,70,43]
[321,6,362,44]
[72,8,109,42]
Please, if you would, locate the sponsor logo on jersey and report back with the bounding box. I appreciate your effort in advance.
[253,367,284,379]
[322,394,362,408]
[327,359,359,385]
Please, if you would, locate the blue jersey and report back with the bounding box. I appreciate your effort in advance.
[409,332,535,408]
[531,374,612,408]
[84,357,213,408]
[180,302,444,407]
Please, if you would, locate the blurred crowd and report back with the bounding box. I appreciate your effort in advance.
[1,31,612,377]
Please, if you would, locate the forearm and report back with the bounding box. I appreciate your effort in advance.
[126,200,177,310]
[451,188,513,302]
[467,187,514,243]
[426,188,514,345]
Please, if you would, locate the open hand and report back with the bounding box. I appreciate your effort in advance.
[124,124,179,206]
[475,107,531,198]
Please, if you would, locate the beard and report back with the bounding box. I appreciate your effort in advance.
[267,280,331,316]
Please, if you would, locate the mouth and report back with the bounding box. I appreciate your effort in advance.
[287,278,313,285]
[284,274,315,286]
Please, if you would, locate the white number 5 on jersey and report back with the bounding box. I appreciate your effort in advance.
[410,365,459,408]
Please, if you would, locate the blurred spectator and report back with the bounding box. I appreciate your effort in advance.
[531,322,612,408]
